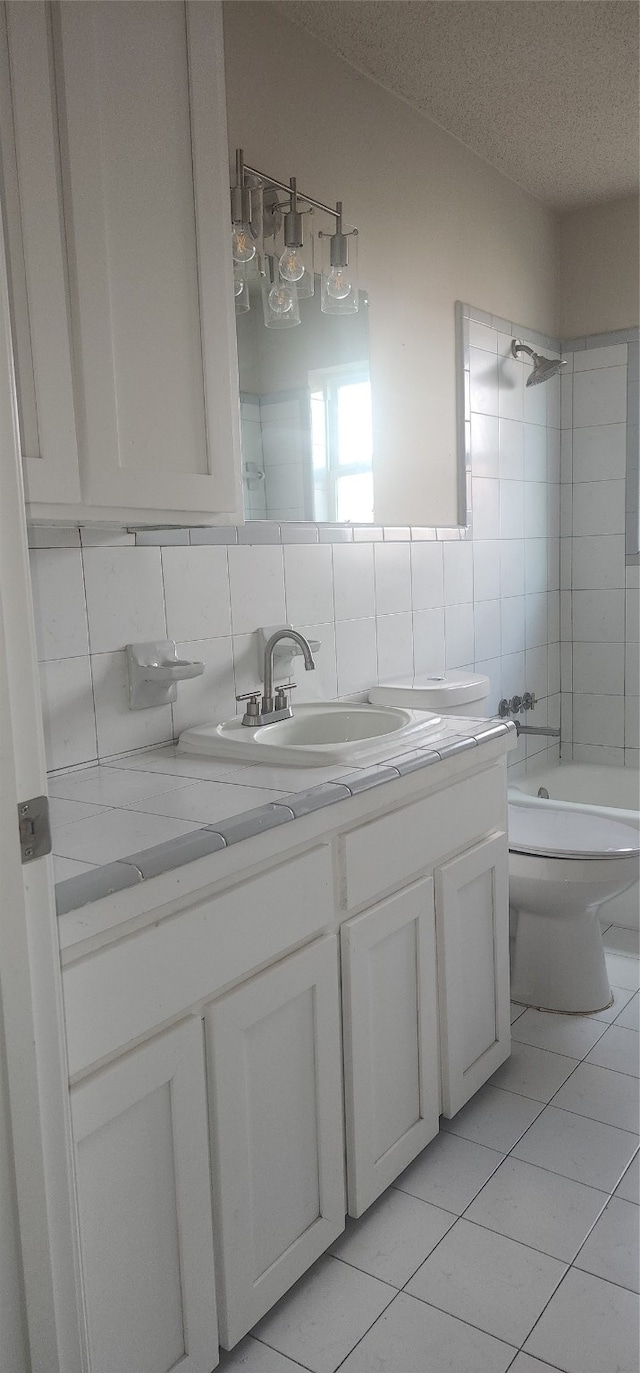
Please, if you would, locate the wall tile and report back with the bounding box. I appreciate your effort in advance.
[284,544,334,626]
[444,602,474,668]
[473,540,501,603]
[524,645,548,702]
[524,540,548,595]
[83,547,166,654]
[498,357,524,422]
[572,423,627,482]
[413,608,445,675]
[469,347,499,415]
[172,637,236,735]
[572,536,626,590]
[162,546,231,642]
[573,344,627,372]
[525,593,548,650]
[471,478,501,539]
[470,413,499,477]
[333,543,376,620]
[227,544,286,636]
[91,651,173,758]
[572,481,625,537]
[500,481,525,539]
[443,541,474,606]
[335,618,377,696]
[500,540,525,599]
[501,596,526,656]
[524,483,549,539]
[30,548,89,660]
[524,425,547,482]
[39,656,97,771]
[376,613,414,681]
[573,367,628,428]
[573,642,625,697]
[411,541,444,611]
[573,694,625,748]
[499,418,525,480]
[572,590,625,643]
[474,599,501,663]
[293,620,338,702]
[374,541,412,615]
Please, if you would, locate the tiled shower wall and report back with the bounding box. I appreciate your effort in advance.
[28,305,569,780]
[560,331,639,768]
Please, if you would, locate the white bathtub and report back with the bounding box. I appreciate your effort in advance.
[509,762,640,930]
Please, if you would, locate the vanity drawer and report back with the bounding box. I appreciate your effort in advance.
[341,767,505,910]
[64,844,335,1077]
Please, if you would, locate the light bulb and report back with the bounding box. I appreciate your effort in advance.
[279,246,305,282]
[233,268,245,298]
[232,222,256,264]
[326,265,351,300]
[268,280,294,317]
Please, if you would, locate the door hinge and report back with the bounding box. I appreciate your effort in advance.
[18,795,51,864]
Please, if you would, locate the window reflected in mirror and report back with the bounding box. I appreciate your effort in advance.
[236,277,372,523]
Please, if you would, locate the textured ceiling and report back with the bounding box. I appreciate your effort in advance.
[273,1,639,210]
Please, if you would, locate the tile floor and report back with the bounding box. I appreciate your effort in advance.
[219,928,640,1373]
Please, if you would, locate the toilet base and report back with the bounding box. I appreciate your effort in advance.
[511,906,612,1015]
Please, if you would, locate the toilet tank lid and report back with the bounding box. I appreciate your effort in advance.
[369,671,490,709]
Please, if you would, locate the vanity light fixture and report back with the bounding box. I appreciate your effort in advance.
[230,149,358,322]
[318,202,359,315]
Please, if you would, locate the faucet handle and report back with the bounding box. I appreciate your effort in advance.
[274,681,296,709]
[236,691,261,725]
[522,691,536,711]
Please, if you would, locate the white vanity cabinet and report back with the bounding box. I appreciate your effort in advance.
[70,1018,219,1373]
[0,0,242,525]
[206,936,346,1349]
[341,877,440,1217]
[60,745,512,1363]
[436,831,511,1117]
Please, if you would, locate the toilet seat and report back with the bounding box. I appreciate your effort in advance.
[508,803,639,861]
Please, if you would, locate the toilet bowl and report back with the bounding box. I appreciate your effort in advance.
[368,673,640,1014]
[509,802,639,1013]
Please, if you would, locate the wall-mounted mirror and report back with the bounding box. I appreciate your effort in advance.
[237,276,372,522]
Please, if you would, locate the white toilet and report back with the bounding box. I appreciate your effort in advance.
[508,801,639,1013]
[369,672,640,1014]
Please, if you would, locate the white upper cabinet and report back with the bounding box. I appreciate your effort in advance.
[0,0,242,524]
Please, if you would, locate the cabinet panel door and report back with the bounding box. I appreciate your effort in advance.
[0,2,81,504]
[341,878,440,1218]
[436,831,511,1118]
[57,0,241,515]
[71,1019,218,1373]
[207,936,345,1349]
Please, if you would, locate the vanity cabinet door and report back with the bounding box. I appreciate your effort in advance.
[436,830,511,1118]
[341,877,440,1218]
[206,935,345,1350]
[54,0,241,521]
[0,1,81,507]
[70,1018,218,1373]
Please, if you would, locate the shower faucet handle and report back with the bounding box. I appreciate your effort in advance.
[522,691,536,711]
[509,695,523,715]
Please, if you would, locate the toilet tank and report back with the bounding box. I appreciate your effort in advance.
[369,671,490,718]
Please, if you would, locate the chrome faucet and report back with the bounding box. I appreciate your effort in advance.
[237,628,316,727]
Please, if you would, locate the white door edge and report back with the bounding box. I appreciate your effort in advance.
[0,185,87,1371]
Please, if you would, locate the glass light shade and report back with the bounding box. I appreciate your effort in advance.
[277,208,314,298]
[262,259,300,329]
[320,227,358,315]
[232,221,256,264]
[234,267,250,314]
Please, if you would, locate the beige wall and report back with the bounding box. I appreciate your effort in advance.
[559,195,639,339]
[223,2,558,525]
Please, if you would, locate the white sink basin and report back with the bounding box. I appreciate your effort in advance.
[178,702,443,767]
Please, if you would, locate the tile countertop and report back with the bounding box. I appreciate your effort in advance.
[50,719,515,916]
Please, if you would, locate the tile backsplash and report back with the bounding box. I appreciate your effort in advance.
[28,313,638,779]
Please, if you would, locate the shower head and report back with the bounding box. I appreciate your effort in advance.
[511,339,567,387]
